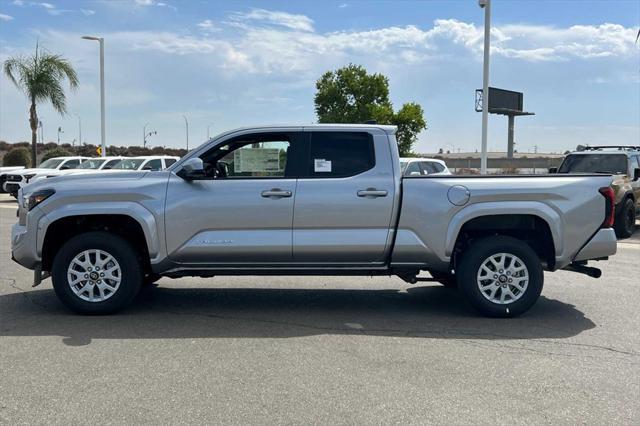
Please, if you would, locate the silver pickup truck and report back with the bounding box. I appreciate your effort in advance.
[11,124,617,317]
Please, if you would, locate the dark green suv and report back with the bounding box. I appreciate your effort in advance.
[552,146,640,238]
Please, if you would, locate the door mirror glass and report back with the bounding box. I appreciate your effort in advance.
[548,167,558,174]
[177,157,206,180]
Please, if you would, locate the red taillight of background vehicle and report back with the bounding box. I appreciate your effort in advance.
[599,187,615,228]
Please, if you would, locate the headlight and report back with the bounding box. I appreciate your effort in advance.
[24,189,55,211]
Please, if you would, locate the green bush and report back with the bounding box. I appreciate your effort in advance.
[2,147,31,167]
[41,147,72,162]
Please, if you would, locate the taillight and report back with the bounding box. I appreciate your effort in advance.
[598,187,615,228]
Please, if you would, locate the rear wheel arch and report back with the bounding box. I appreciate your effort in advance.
[451,214,556,270]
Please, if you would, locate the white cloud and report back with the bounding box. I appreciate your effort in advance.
[338,3,348,8]
[197,19,218,33]
[231,8,315,32]
[0,13,14,21]
[110,16,636,77]
[81,9,95,16]
[12,0,25,6]
[39,2,54,9]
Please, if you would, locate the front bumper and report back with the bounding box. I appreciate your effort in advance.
[11,222,40,270]
[4,182,21,195]
[573,228,617,262]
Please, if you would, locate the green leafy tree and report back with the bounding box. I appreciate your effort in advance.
[314,64,427,156]
[2,147,31,167]
[41,147,72,162]
[392,102,426,157]
[3,43,79,167]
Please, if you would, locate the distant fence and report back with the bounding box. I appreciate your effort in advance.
[440,157,563,174]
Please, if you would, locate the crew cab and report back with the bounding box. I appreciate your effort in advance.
[3,156,90,197]
[550,145,640,238]
[11,125,617,317]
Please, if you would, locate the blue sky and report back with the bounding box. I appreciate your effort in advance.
[0,0,638,153]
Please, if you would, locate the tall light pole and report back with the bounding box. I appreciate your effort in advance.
[74,114,82,148]
[57,126,64,144]
[479,0,491,174]
[143,122,149,147]
[143,123,157,148]
[182,115,189,150]
[82,35,106,157]
[207,124,214,140]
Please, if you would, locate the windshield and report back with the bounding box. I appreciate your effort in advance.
[77,159,106,169]
[111,158,145,170]
[400,161,409,173]
[558,154,628,174]
[38,159,64,169]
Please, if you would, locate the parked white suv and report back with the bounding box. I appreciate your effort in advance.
[28,156,126,184]
[110,156,179,171]
[399,157,451,176]
[3,156,90,196]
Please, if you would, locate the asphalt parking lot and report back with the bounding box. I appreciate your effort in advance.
[0,193,638,424]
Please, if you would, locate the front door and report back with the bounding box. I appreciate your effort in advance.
[292,130,396,264]
[165,132,303,265]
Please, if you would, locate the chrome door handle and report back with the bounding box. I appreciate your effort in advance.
[357,189,388,198]
[261,189,292,198]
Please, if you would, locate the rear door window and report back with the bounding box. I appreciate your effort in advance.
[164,158,177,167]
[306,132,374,177]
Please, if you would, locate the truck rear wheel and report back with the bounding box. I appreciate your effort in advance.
[51,231,143,314]
[457,236,543,317]
[614,198,636,239]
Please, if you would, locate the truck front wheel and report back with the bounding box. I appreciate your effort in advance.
[457,236,543,317]
[51,232,143,314]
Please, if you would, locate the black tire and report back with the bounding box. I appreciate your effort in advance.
[614,198,636,239]
[51,231,143,314]
[430,271,457,288]
[456,236,543,318]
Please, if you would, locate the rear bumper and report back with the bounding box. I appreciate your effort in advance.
[573,228,617,262]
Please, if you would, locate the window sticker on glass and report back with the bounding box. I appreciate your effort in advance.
[314,159,332,173]
[234,148,281,173]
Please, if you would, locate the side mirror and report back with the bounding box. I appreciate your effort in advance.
[633,168,640,182]
[177,157,206,181]
[142,166,153,170]
[548,167,558,174]
[60,165,71,170]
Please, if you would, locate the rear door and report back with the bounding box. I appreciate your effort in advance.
[292,130,396,264]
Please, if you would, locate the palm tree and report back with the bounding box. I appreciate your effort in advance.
[3,43,79,167]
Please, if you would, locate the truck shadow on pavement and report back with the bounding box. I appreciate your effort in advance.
[0,284,596,347]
